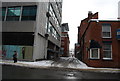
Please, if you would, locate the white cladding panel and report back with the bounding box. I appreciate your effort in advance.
[118,1,120,19]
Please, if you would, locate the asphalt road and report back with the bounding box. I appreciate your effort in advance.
[2,65,120,80]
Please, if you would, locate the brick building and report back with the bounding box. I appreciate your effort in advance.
[61,23,70,57]
[77,12,120,68]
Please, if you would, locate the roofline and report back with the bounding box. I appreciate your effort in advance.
[89,19,120,22]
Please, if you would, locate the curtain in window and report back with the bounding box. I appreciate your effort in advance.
[102,24,111,38]
[103,43,112,59]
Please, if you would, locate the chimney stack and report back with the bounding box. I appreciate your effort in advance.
[88,11,93,19]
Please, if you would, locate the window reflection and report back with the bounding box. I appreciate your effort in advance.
[2,5,37,21]
[6,7,21,21]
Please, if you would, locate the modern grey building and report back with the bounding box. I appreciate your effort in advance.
[1,0,62,61]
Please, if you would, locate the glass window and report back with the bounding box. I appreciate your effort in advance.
[56,32,60,40]
[52,28,55,37]
[47,22,60,40]
[102,24,111,38]
[6,7,21,21]
[62,33,67,37]
[61,47,64,54]
[49,5,59,26]
[2,7,6,21]
[21,6,37,21]
[90,48,100,59]
[48,22,53,34]
[103,43,112,59]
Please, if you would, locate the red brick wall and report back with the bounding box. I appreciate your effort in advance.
[83,21,120,68]
[79,12,99,46]
[61,32,70,57]
[78,12,120,68]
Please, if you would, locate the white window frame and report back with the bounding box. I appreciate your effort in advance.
[102,24,111,38]
[90,48,100,59]
[19,6,23,21]
[103,44,112,60]
[4,7,8,21]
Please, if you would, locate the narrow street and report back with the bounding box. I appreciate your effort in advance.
[1,1,120,81]
[2,65,120,80]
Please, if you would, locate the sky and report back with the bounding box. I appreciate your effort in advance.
[62,0,120,50]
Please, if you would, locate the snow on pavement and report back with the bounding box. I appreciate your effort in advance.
[21,60,54,67]
[0,59,54,68]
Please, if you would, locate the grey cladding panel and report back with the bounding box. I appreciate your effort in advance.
[2,21,36,32]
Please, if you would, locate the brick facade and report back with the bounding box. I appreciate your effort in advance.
[61,23,70,57]
[61,32,70,57]
[77,12,120,68]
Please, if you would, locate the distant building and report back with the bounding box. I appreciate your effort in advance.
[2,1,62,61]
[69,48,74,57]
[61,23,70,57]
[74,43,80,59]
[74,26,81,60]
[77,12,120,68]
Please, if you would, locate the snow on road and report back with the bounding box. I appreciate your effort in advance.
[0,57,120,73]
[51,57,89,69]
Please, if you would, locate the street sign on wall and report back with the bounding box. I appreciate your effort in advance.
[117,29,120,39]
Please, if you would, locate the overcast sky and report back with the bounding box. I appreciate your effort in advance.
[62,0,120,50]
